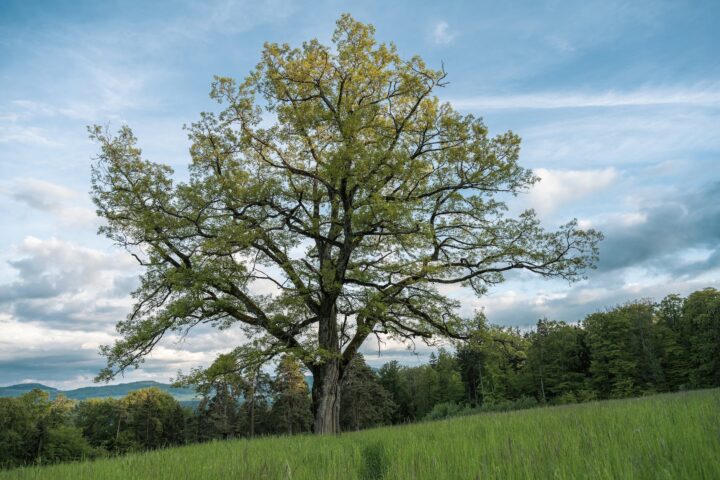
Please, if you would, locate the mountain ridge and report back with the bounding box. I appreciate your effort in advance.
[0,380,198,401]
[0,376,315,401]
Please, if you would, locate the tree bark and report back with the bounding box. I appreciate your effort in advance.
[249,370,256,438]
[312,358,341,434]
[311,300,343,434]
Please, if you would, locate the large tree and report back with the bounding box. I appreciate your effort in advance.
[90,14,601,433]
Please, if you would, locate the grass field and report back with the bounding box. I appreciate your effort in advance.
[2,389,718,480]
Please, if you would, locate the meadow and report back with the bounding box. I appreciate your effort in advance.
[2,388,718,480]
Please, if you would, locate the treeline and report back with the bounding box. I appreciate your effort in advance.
[1,288,718,469]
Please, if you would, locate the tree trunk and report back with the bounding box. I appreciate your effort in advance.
[249,370,256,438]
[312,358,341,434]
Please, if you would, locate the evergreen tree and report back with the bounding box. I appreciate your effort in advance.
[378,361,413,423]
[684,288,720,387]
[455,314,491,407]
[431,348,465,405]
[584,302,663,398]
[271,355,312,435]
[523,320,591,403]
[239,367,274,437]
[654,294,689,390]
[340,354,395,431]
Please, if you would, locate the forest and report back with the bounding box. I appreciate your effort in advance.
[1,287,718,470]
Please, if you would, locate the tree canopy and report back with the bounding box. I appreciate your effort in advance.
[90,14,601,433]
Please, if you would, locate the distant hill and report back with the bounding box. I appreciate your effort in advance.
[0,376,314,402]
[0,381,198,402]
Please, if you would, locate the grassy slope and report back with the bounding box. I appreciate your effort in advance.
[3,389,719,480]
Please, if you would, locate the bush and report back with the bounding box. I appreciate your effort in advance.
[554,392,577,405]
[42,426,95,464]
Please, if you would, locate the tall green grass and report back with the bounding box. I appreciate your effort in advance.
[3,389,718,480]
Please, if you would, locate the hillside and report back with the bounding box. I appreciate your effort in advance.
[2,389,718,480]
[0,381,198,402]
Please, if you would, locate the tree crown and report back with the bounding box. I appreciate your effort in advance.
[91,14,601,382]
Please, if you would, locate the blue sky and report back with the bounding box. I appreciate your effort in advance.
[1,0,719,388]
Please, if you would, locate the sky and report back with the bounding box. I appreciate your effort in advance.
[1,0,719,389]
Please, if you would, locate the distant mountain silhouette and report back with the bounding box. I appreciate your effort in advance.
[0,376,315,402]
[0,380,198,401]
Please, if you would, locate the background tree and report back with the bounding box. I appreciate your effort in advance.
[432,348,466,405]
[178,353,245,440]
[122,388,185,450]
[522,319,590,403]
[0,390,92,468]
[339,354,395,431]
[654,294,689,390]
[238,367,274,437]
[584,302,663,398]
[377,360,413,423]
[683,288,720,387]
[455,314,492,407]
[90,14,601,433]
[470,325,529,404]
[271,355,312,435]
[75,398,131,453]
[0,395,33,467]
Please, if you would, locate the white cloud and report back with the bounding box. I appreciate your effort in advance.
[449,85,720,110]
[515,108,720,171]
[3,178,97,228]
[0,237,139,328]
[9,178,77,209]
[432,21,456,45]
[0,125,58,146]
[0,314,113,362]
[578,211,647,230]
[526,167,619,215]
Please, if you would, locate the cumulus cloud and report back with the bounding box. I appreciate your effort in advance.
[432,21,456,45]
[2,178,97,227]
[0,237,138,329]
[9,178,76,209]
[0,314,229,387]
[588,183,720,273]
[0,237,257,387]
[469,182,720,327]
[527,167,619,215]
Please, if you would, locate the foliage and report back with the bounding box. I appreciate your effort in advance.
[88,14,601,433]
[75,398,130,453]
[1,287,719,470]
[0,391,93,469]
[683,288,720,387]
[584,301,663,398]
[4,390,718,479]
[522,319,590,402]
[340,354,395,431]
[122,388,185,450]
[271,355,313,435]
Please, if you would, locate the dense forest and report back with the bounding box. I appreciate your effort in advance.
[1,288,718,469]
